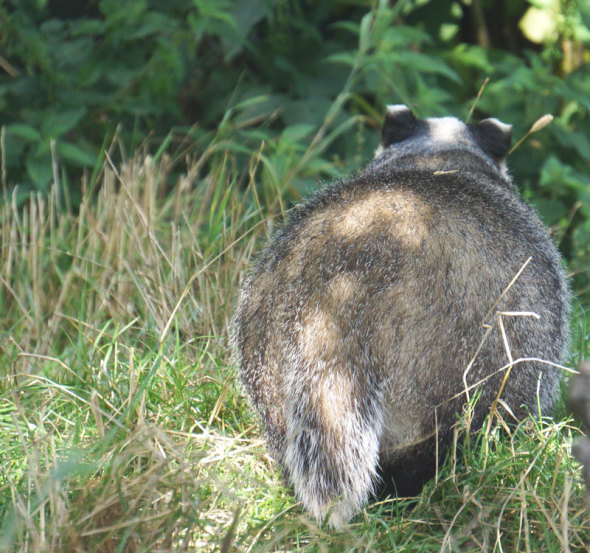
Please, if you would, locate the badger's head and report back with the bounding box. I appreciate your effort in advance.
[375,104,512,173]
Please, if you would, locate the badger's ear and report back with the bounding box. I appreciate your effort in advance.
[472,118,512,162]
[381,104,418,148]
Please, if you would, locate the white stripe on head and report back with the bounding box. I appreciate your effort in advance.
[426,117,467,144]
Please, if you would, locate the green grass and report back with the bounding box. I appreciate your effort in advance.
[0,128,589,552]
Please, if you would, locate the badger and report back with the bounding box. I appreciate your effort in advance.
[231,105,570,528]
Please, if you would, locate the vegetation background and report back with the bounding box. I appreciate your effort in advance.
[0,0,589,550]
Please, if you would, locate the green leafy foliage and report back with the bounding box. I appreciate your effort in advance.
[0,0,273,193]
[0,1,589,294]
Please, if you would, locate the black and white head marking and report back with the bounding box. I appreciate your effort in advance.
[375,104,512,174]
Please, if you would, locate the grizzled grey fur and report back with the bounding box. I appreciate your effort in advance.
[231,105,570,528]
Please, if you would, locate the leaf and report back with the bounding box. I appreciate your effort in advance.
[358,11,373,54]
[395,51,462,84]
[70,19,106,36]
[223,0,273,58]
[56,142,97,167]
[282,97,333,127]
[450,45,493,73]
[193,0,239,30]
[573,221,590,256]
[380,26,432,49]
[281,124,316,144]
[531,198,568,225]
[324,52,357,67]
[40,108,87,139]
[331,21,359,36]
[5,124,42,142]
[25,155,53,191]
[129,13,179,39]
[539,156,589,200]
[105,65,144,88]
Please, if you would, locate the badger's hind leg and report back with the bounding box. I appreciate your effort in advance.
[281,368,383,528]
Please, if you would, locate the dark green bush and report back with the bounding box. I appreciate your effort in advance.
[0,0,277,201]
[0,0,589,300]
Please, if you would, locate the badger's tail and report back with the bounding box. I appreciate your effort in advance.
[281,370,383,529]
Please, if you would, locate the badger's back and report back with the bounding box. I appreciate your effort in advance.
[231,107,570,527]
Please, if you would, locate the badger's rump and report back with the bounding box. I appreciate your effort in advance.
[231,147,570,526]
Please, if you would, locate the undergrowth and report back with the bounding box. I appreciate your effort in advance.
[0,125,589,551]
